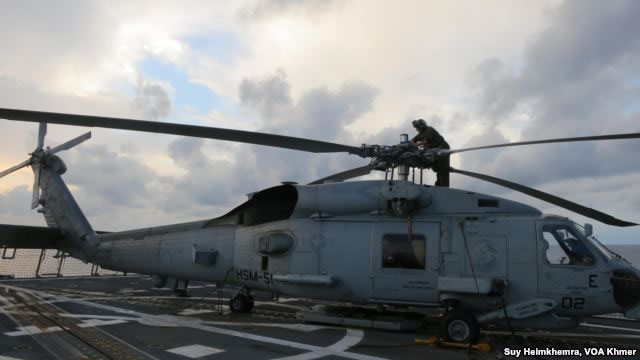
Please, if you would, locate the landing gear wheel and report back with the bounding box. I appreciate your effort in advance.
[229,294,252,313]
[439,310,479,343]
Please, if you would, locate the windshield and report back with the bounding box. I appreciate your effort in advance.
[572,222,616,262]
[542,223,595,266]
[589,236,616,261]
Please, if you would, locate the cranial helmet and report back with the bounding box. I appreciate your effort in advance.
[412,119,427,129]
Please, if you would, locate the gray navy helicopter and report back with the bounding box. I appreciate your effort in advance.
[1,107,639,343]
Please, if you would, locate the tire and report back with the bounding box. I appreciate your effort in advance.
[229,294,251,313]
[439,310,479,343]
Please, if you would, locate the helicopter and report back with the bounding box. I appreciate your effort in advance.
[0,107,639,343]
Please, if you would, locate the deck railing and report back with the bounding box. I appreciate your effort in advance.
[0,247,126,279]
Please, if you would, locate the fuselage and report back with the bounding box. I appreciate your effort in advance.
[90,180,640,327]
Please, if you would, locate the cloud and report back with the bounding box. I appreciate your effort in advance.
[0,1,122,96]
[464,0,640,187]
[239,69,292,120]
[133,78,173,120]
[56,141,240,230]
[0,74,333,232]
[164,137,241,209]
[237,0,342,20]
[235,70,380,186]
[446,0,640,239]
[63,145,156,209]
[0,185,41,224]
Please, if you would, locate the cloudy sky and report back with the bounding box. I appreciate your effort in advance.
[0,0,638,244]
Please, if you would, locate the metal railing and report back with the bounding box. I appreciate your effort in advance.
[0,247,126,279]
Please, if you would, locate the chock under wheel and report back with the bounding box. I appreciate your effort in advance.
[415,336,491,352]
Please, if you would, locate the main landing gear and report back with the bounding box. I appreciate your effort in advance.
[439,309,479,343]
[229,286,254,313]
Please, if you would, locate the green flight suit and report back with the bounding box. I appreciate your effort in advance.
[412,126,450,187]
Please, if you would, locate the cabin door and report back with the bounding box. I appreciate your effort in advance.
[370,221,440,304]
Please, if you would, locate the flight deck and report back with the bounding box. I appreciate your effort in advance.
[1,276,639,360]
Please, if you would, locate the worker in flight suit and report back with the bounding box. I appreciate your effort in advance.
[409,119,450,187]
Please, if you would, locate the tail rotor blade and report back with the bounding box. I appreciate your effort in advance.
[49,132,91,154]
[31,163,40,209]
[450,167,637,227]
[37,122,47,149]
[0,159,31,179]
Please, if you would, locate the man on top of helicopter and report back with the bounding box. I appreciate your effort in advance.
[409,119,450,187]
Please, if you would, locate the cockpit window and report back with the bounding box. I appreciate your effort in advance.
[542,224,595,266]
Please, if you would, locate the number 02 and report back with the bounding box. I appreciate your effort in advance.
[561,297,585,310]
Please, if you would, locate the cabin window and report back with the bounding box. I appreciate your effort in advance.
[382,234,426,269]
[478,199,499,207]
[541,224,595,266]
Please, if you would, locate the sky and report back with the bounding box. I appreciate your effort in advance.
[0,0,639,244]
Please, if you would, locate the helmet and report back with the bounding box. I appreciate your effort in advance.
[412,119,427,130]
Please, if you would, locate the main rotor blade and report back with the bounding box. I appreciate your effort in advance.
[0,159,31,179]
[445,132,640,155]
[31,163,40,209]
[0,108,361,154]
[37,122,47,149]
[308,165,372,185]
[450,167,637,227]
[49,132,92,154]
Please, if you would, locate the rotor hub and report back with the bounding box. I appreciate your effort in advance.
[359,144,441,170]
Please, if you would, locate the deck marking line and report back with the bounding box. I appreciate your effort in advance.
[328,329,365,351]
[179,309,215,316]
[78,319,128,328]
[61,313,329,332]
[5,325,63,336]
[60,313,138,320]
[62,294,385,359]
[0,285,161,360]
[273,329,368,360]
[4,320,129,336]
[0,355,25,360]
[3,285,388,360]
[166,344,224,358]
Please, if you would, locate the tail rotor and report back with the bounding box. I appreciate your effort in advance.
[0,122,91,209]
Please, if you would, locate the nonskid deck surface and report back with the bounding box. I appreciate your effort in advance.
[0,277,638,360]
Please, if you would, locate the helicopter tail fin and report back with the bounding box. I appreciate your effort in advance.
[0,123,98,261]
[36,159,99,261]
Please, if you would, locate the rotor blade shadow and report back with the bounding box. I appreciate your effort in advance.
[450,167,637,227]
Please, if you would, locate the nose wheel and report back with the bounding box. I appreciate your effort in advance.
[229,287,255,313]
[439,310,479,343]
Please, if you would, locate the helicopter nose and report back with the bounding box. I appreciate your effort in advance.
[611,269,640,309]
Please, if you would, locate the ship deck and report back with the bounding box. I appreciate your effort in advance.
[1,276,639,360]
